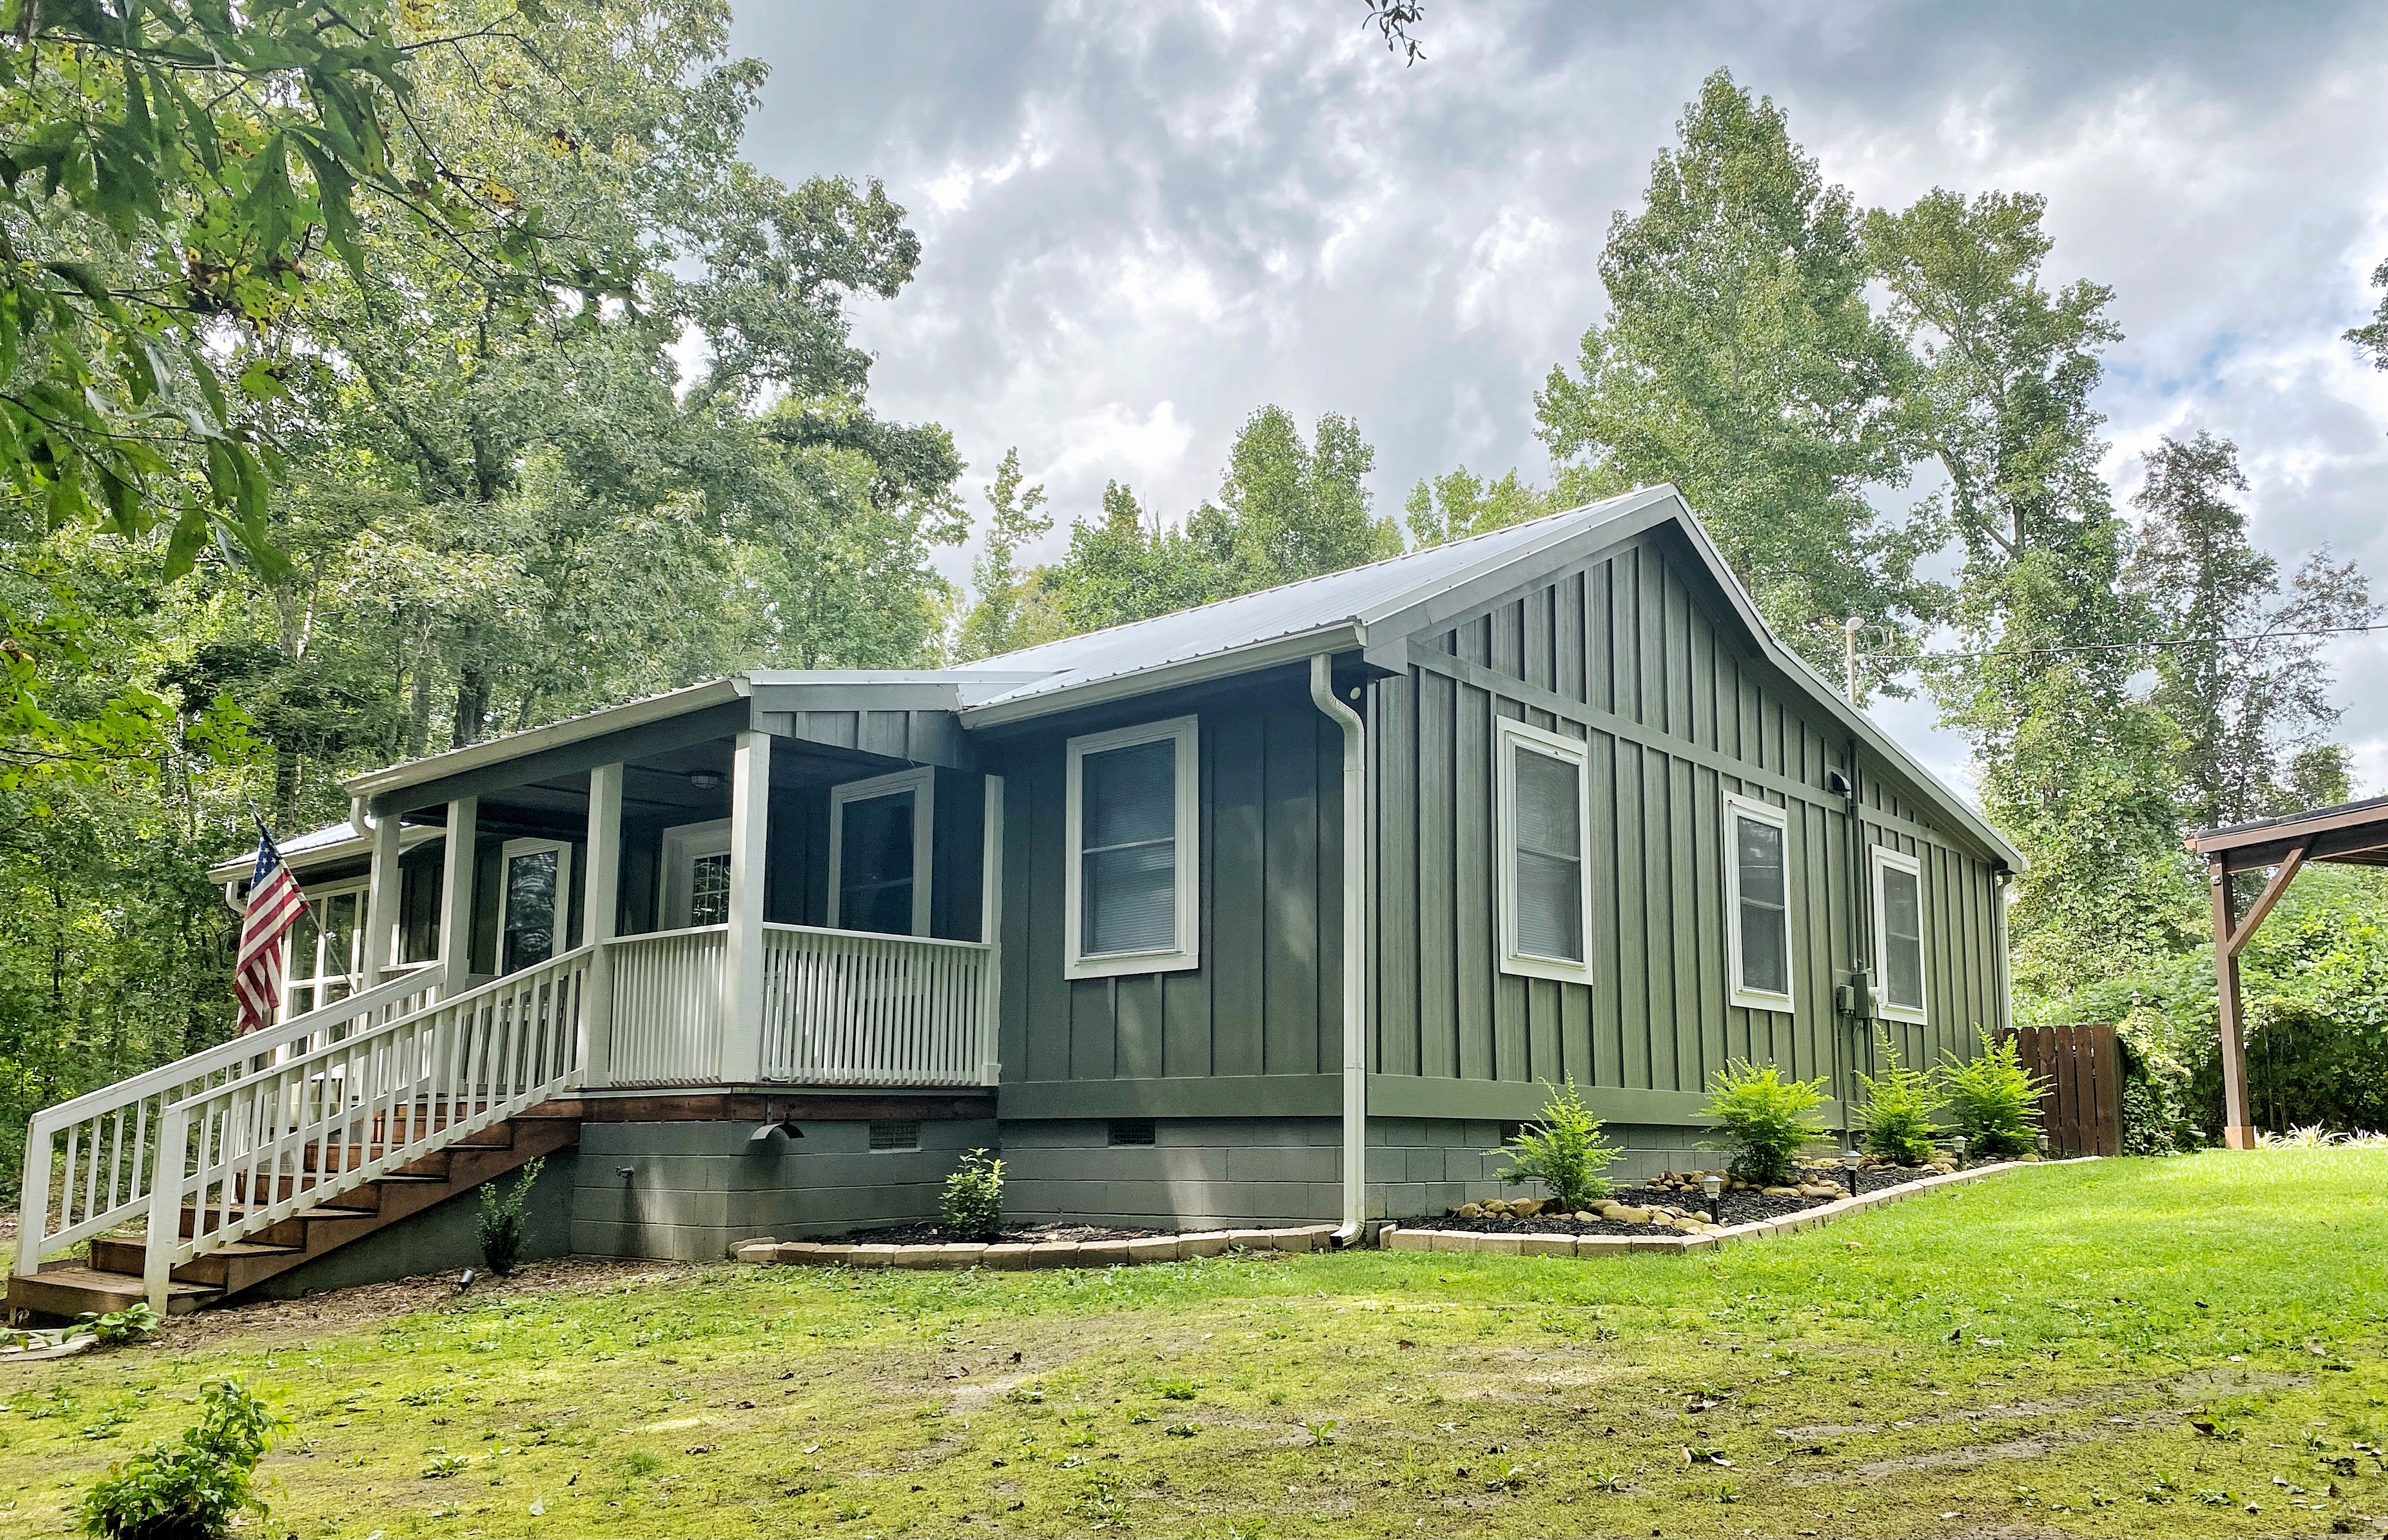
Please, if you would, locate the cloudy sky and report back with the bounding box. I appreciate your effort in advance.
[730,1,2388,800]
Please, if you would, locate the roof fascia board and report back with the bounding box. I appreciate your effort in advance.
[959,622,1366,730]
[345,678,749,803]
[206,823,442,884]
[364,698,754,819]
[2208,824,2388,874]
[2191,798,2388,855]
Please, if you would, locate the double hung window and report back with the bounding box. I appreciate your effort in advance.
[1496,719,1593,982]
[1065,715,1200,978]
[830,767,935,937]
[1870,846,1928,1023]
[1723,794,1794,1009]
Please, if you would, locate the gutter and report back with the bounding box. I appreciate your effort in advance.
[1308,653,1369,1245]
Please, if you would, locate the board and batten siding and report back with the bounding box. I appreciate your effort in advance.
[1370,528,2008,1125]
[991,678,1347,1117]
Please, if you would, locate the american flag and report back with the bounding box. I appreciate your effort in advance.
[235,819,308,1032]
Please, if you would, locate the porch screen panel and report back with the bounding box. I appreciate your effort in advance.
[1734,813,1790,997]
[1512,748,1583,962]
[1081,739,1177,956]
[1879,862,1925,1012]
[838,791,917,935]
[689,852,731,928]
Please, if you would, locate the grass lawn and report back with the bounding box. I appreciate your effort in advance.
[4,1150,2386,1538]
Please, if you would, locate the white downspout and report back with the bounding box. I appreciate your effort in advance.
[1310,654,1369,1245]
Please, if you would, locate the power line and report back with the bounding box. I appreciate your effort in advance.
[1855,621,2388,665]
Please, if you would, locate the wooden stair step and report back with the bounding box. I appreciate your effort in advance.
[7,1265,218,1319]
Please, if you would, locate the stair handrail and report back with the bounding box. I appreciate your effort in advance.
[141,945,592,1310]
[14,962,445,1277]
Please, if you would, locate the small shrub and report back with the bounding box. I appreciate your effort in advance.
[475,1156,544,1275]
[1942,1028,2047,1157]
[941,1148,1005,1242]
[1854,1037,1945,1165]
[75,1304,162,1347]
[1700,1061,1827,1187]
[80,1376,288,1540]
[1486,1079,1620,1210]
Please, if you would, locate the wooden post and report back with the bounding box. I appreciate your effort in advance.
[2210,858,2254,1149]
[581,763,623,1089]
[979,774,1004,1086]
[437,797,478,1001]
[363,811,404,987]
[719,731,772,1084]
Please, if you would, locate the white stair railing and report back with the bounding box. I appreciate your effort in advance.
[13,965,443,1280]
[141,945,592,1309]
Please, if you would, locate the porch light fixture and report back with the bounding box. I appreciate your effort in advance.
[688,770,723,791]
[1840,1148,1862,1197]
[1700,1173,1724,1225]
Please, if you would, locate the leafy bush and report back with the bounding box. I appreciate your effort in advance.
[75,1304,162,1347]
[80,1377,288,1539]
[1700,1061,1827,1187]
[941,1149,1004,1241]
[1941,1028,2047,1158]
[1487,1079,1621,1210]
[1853,1037,1945,1165]
[475,1157,544,1276]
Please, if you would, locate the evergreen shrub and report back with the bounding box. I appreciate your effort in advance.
[1700,1061,1827,1187]
[1487,1079,1621,1210]
[942,1149,1004,1241]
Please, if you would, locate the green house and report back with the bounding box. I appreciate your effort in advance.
[11,485,2019,1316]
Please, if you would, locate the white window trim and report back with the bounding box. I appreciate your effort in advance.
[659,818,733,930]
[281,877,368,1019]
[1722,792,1795,1012]
[828,766,935,936]
[1495,718,1594,984]
[1870,845,1930,1025]
[1065,714,1201,980]
[499,836,573,971]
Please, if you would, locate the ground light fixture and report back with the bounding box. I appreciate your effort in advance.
[2037,1131,2052,1158]
[1951,1134,1968,1168]
[1700,1172,1724,1226]
[1842,1147,1863,1197]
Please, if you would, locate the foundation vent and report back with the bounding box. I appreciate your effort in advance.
[868,1120,921,1152]
[1108,1118,1156,1147]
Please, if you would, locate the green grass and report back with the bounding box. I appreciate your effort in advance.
[4,1150,2387,1537]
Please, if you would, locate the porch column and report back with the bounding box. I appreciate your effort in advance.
[2210,859,2252,1149]
[978,774,1004,1086]
[581,763,624,1089]
[363,810,404,988]
[437,795,478,1001]
[719,730,773,1083]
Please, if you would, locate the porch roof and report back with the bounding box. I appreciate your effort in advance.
[2188,793,2388,874]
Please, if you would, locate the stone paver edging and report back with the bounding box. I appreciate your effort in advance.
[732,1224,1341,1271]
[1380,1158,2074,1258]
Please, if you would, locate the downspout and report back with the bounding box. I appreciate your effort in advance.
[1309,654,1368,1245]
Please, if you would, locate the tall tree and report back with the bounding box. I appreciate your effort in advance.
[2129,431,2375,828]
[1534,69,1931,679]
[1403,467,1553,547]
[1185,405,1400,593]
[954,447,1059,661]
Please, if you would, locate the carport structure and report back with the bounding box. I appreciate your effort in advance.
[2189,794,2388,1148]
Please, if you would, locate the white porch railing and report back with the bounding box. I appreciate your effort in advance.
[604,926,727,1086]
[14,964,443,1278]
[141,946,590,1308]
[759,924,989,1086]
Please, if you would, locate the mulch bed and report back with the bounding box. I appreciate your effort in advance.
[1424,1164,1952,1238]
[831,1221,1172,1246]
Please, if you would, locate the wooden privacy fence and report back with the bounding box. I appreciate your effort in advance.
[2002,1023,2120,1157]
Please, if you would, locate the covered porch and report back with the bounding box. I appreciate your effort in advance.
[343,675,1027,1092]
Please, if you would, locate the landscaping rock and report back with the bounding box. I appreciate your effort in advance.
[1762,1186,1802,1198]
[1456,1202,1484,1220]
[1607,1206,1652,1224]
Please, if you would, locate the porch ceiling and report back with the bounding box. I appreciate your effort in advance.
[452,733,940,831]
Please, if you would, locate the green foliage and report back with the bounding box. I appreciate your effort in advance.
[940,1148,1004,1243]
[475,1158,544,1276]
[955,449,1058,661]
[79,1376,288,1539]
[1700,1060,1827,1187]
[1852,1037,1946,1165]
[1403,467,1554,547]
[1940,1029,2046,1158]
[75,1304,162,1347]
[1486,1079,1621,1210]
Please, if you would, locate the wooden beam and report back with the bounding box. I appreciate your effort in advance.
[2210,856,2254,1149]
[2223,838,2311,958]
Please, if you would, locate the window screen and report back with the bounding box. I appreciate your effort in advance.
[1080,739,1177,956]
[1733,812,1790,997]
[868,1120,920,1152]
[1511,747,1584,962]
[1879,861,1925,1012]
[838,790,917,936]
[689,852,731,928]
[502,848,559,974]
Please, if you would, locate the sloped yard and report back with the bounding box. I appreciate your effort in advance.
[3,1151,2385,1538]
